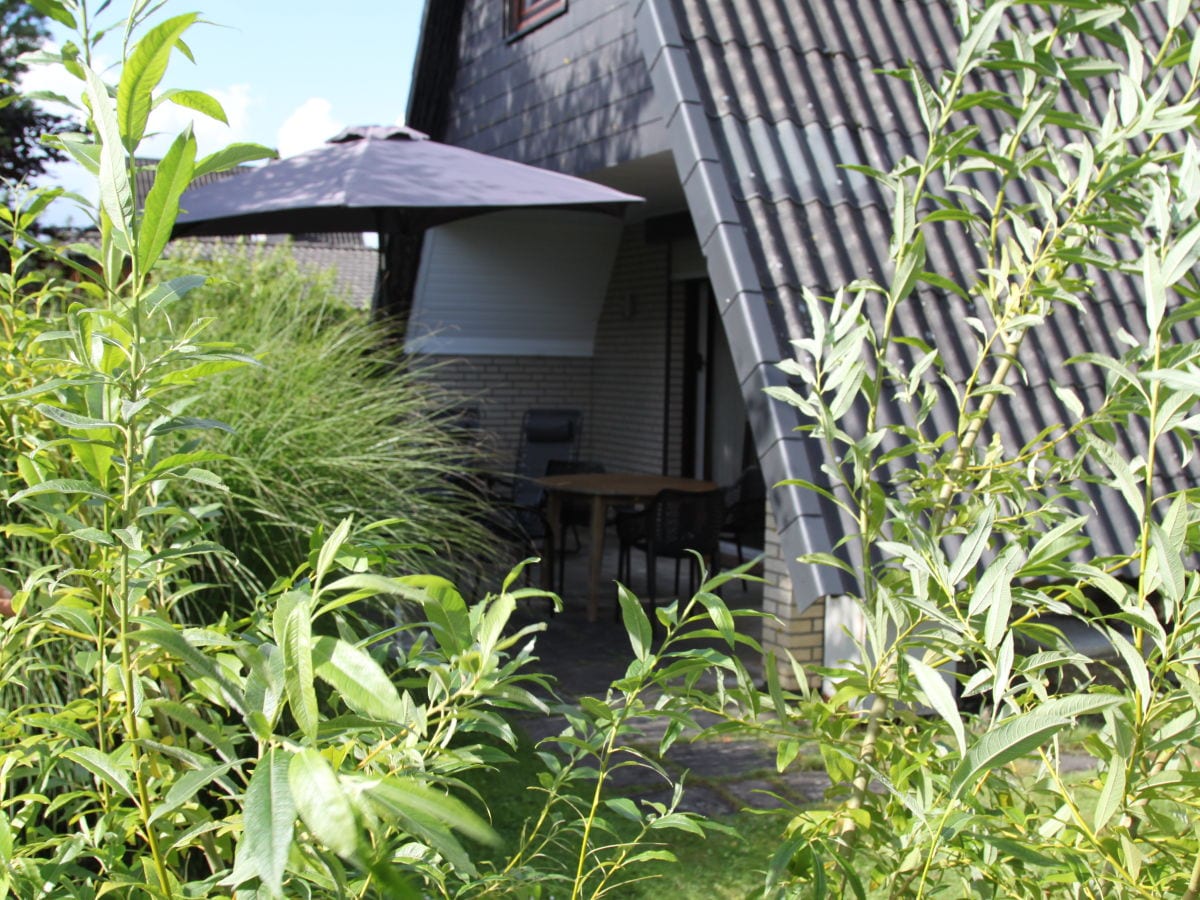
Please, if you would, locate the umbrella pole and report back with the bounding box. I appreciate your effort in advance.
[370,219,427,336]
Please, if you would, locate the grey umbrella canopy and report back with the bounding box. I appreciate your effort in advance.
[173,125,641,237]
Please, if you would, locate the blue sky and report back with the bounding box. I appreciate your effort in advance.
[26,1,426,224]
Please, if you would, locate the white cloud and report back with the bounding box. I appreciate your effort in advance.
[277,98,343,158]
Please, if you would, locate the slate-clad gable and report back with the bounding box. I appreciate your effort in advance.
[411,0,665,175]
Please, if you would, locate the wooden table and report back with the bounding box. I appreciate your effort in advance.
[536,472,718,621]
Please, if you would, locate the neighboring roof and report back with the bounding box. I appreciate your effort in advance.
[635,0,1200,600]
[288,242,379,309]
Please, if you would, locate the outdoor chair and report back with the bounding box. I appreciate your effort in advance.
[720,465,766,586]
[616,487,725,617]
[489,409,583,579]
[470,409,582,592]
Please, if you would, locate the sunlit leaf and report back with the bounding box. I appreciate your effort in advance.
[159,87,227,124]
[617,584,652,661]
[227,748,294,898]
[949,712,1068,799]
[910,657,966,756]
[137,127,196,274]
[1094,756,1127,832]
[192,142,278,180]
[117,14,198,149]
[312,635,405,723]
[280,598,318,743]
[289,749,359,859]
[62,747,135,800]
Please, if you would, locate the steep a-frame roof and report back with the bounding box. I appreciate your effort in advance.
[635,0,1200,598]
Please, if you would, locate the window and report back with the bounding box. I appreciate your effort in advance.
[507,0,567,40]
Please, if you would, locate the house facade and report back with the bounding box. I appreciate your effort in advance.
[404,0,1199,683]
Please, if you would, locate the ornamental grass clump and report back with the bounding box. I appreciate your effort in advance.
[155,242,497,601]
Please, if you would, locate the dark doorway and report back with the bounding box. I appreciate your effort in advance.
[680,280,754,486]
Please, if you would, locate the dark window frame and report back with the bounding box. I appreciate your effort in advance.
[506,0,567,41]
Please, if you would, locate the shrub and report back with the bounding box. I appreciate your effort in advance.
[710,2,1200,897]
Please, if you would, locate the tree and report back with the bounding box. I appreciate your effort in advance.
[0,0,69,185]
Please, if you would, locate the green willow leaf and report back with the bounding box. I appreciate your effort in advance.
[617,584,652,661]
[148,761,238,825]
[949,712,1068,800]
[144,274,208,315]
[695,591,736,644]
[193,142,278,180]
[9,479,113,504]
[401,574,471,655]
[26,0,77,29]
[910,657,966,756]
[1094,757,1127,832]
[137,127,196,275]
[135,624,246,715]
[1144,250,1166,334]
[281,598,318,743]
[62,747,135,800]
[35,403,115,430]
[956,2,1009,76]
[314,517,353,590]
[116,14,198,149]
[949,503,994,585]
[890,231,926,302]
[227,748,294,899]
[139,450,230,481]
[82,64,133,249]
[158,87,228,124]
[311,636,405,723]
[477,591,516,661]
[288,749,359,859]
[365,773,500,850]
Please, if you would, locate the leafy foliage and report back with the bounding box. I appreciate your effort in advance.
[734,1,1200,896]
[0,3,751,897]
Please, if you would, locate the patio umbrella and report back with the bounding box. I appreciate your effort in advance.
[172,125,641,314]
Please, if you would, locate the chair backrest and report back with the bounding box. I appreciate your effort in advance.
[648,488,725,557]
[513,408,583,508]
[725,465,766,531]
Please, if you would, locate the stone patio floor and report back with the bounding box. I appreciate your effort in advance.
[498,533,834,815]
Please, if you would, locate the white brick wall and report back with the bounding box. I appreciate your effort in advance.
[762,503,825,689]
